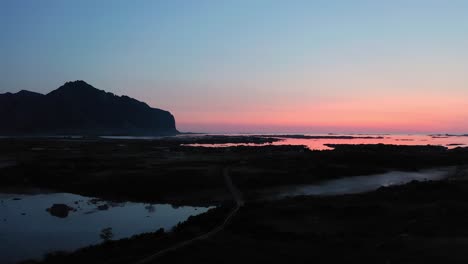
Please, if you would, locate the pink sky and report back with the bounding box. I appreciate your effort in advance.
[174,94,468,133]
[4,1,468,134]
[154,68,468,133]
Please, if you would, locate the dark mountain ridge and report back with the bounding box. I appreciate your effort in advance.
[0,81,178,136]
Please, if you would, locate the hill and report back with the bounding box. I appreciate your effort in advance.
[0,81,178,136]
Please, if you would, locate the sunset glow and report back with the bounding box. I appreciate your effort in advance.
[2,0,468,133]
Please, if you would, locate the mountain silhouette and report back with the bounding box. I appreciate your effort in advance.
[0,81,178,136]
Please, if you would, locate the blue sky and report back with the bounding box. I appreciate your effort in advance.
[1,0,468,133]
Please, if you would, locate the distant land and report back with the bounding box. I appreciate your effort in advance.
[0,80,178,136]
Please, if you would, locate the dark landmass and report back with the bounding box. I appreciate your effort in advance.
[151,178,468,264]
[324,143,449,152]
[2,139,468,205]
[170,135,280,144]
[431,134,468,138]
[46,204,75,218]
[254,134,385,139]
[2,137,468,264]
[0,81,177,136]
[31,172,468,264]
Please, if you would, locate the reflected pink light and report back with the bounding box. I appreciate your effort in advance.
[184,135,468,150]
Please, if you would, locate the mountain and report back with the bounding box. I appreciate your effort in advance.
[0,81,178,136]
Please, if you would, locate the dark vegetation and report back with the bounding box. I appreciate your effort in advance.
[151,178,468,264]
[2,137,468,264]
[0,138,227,205]
[225,144,467,191]
[1,139,468,204]
[30,169,468,264]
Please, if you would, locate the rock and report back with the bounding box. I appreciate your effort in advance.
[97,204,109,211]
[46,204,74,218]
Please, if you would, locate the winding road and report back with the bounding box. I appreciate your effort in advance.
[133,167,244,264]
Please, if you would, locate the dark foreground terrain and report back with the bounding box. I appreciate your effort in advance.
[2,137,467,204]
[1,137,468,263]
[30,176,468,264]
[155,179,468,264]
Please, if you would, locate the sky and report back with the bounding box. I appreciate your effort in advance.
[1,0,468,133]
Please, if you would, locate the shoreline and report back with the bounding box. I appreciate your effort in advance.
[1,138,468,263]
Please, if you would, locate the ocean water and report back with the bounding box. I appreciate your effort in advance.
[181,134,468,150]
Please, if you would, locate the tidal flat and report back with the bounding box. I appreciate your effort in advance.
[1,137,468,263]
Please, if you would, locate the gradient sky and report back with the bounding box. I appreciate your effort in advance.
[1,0,468,133]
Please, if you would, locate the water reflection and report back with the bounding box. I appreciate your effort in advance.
[0,192,212,264]
[183,134,468,150]
[271,167,453,198]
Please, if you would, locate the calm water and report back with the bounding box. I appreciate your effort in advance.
[0,161,16,169]
[269,167,453,199]
[183,134,468,150]
[0,192,212,264]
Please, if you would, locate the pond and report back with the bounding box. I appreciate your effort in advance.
[0,192,212,264]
